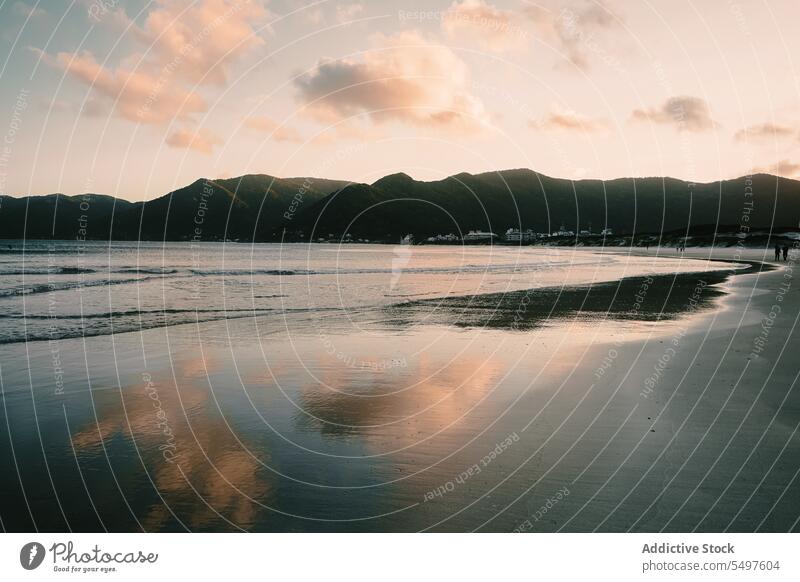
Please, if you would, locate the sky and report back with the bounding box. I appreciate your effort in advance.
[0,0,799,201]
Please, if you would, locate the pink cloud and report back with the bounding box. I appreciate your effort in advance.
[734,122,796,141]
[165,127,223,154]
[55,51,206,124]
[525,1,622,71]
[52,0,267,126]
[530,106,609,132]
[131,0,268,86]
[295,31,488,131]
[442,0,529,53]
[631,96,716,132]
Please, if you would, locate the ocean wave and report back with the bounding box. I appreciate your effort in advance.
[0,260,596,280]
[0,248,99,255]
[0,266,97,275]
[0,312,252,345]
[0,275,159,297]
[189,268,308,276]
[0,305,346,345]
[115,267,180,274]
[0,307,277,320]
[185,261,591,277]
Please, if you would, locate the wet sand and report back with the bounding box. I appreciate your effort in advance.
[390,260,767,329]
[0,248,798,532]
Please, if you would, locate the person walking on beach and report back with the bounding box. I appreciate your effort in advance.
[783,245,789,261]
[775,243,781,261]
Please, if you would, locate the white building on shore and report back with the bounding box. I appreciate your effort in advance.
[463,230,497,242]
[551,224,575,237]
[504,228,536,242]
[425,233,459,243]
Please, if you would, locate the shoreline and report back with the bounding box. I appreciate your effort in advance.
[392,258,768,332]
[578,258,799,532]
[1,251,755,347]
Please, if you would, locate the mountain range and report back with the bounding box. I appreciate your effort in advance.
[1,170,799,242]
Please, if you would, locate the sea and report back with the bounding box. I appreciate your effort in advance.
[0,240,724,345]
[4,241,780,533]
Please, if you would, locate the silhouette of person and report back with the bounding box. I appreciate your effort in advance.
[775,243,781,261]
[783,245,789,261]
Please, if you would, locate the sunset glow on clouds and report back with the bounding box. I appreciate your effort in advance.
[631,96,717,133]
[530,105,610,133]
[49,0,268,125]
[295,31,489,130]
[52,50,207,124]
[1,0,799,199]
[442,0,529,53]
[165,127,223,153]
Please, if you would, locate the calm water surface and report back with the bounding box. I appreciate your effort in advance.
[1,241,724,344]
[4,242,789,532]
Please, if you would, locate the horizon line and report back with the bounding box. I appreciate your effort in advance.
[1,169,792,202]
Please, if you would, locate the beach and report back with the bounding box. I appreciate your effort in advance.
[0,245,798,532]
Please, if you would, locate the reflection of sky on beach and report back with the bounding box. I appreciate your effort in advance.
[0,308,618,529]
[64,310,698,527]
[66,350,270,531]
[3,246,792,532]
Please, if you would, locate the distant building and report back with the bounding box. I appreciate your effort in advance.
[463,230,497,242]
[504,228,535,242]
[551,224,575,237]
[425,233,459,243]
